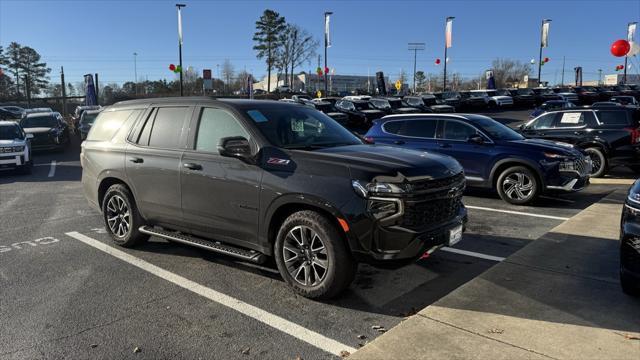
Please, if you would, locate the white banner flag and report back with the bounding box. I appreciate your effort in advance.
[628,23,637,43]
[445,18,453,48]
[177,8,183,45]
[325,13,331,48]
[541,21,550,48]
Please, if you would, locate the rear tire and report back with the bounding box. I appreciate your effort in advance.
[496,166,539,205]
[102,184,149,248]
[274,210,357,299]
[585,147,607,178]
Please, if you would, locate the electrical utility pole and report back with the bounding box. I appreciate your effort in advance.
[537,19,551,86]
[133,52,138,94]
[324,11,333,95]
[176,4,186,96]
[94,73,100,105]
[408,42,425,93]
[60,67,67,118]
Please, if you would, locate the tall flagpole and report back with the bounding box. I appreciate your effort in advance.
[443,17,454,91]
[176,4,186,96]
[324,11,333,95]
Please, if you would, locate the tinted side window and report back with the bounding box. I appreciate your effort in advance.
[596,110,630,127]
[148,107,188,149]
[87,109,141,142]
[442,121,477,140]
[402,120,436,138]
[382,121,403,134]
[195,108,249,153]
[531,113,556,130]
[555,112,587,128]
[136,108,156,146]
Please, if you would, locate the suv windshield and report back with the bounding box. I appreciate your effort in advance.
[354,102,372,111]
[472,116,524,141]
[81,113,99,125]
[246,107,362,149]
[517,89,534,95]
[0,125,22,140]
[371,99,391,109]
[21,116,57,128]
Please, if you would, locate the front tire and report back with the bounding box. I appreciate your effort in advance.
[274,210,357,299]
[585,147,607,178]
[496,166,539,205]
[102,184,149,247]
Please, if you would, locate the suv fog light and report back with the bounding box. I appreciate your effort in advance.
[366,198,403,221]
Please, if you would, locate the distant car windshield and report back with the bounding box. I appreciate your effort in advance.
[354,102,372,111]
[371,99,391,109]
[22,116,57,128]
[0,125,22,140]
[388,99,402,109]
[472,116,524,141]
[497,90,511,96]
[246,106,362,149]
[517,89,534,95]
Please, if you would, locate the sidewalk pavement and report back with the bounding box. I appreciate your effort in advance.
[349,190,640,360]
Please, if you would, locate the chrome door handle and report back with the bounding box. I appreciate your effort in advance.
[183,163,202,171]
[129,157,143,164]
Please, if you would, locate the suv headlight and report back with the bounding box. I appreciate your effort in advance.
[351,180,410,197]
[12,146,25,152]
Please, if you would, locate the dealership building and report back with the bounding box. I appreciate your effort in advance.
[253,73,389,94]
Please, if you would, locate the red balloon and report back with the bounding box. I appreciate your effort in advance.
[324,66,329,74]
[169,64,176,71]
[544,57,550,62]
[435,58,441,65]
[611,39,631,57]
[619,65,625,70]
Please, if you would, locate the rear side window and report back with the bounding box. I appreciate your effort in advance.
[403,120,437,138]
[87,109,141,142]
[596,110,630,126]
[382,121,404,134]
[145,107,189,149]
[195,108,250,153]
[555,112,589,128]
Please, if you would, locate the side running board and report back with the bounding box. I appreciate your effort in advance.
[139,225,266,264]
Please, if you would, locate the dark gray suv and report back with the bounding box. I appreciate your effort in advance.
[81,97,468,299]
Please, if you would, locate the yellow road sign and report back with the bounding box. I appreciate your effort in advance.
[395,80,402,90]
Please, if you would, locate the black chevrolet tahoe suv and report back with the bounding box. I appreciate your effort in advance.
[81,98,468,299]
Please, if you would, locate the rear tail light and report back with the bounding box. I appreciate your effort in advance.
[625,127,640,144]
[364,136,375,144]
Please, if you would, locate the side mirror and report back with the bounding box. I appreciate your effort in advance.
[468,135,485,144]
[26,133,34,139]
[218,136,253,163]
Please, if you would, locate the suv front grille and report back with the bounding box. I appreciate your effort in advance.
[576,157,589,177]
[397,173,466,230]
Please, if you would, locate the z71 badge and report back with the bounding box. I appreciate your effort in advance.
[267,157,291,165]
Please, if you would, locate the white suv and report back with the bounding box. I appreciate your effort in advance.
[0,121,33,174]
[471,90,514,108]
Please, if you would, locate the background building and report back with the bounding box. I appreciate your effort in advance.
[254,73,389,94]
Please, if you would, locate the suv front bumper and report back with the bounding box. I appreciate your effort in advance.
[0,152,27,169]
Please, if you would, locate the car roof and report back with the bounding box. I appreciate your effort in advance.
[25,112,55,118]
[0,120,19,126]
[378,113,491,122]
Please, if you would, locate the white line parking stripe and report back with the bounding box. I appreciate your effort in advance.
[65,231,356,356]
[466,205,570,221]
[441,247,506,262]
[48,161,56,178]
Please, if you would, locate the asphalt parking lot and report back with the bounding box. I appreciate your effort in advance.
[0,110,634,359]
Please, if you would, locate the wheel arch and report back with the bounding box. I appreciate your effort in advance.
[490,158,545,190]
[97,176,135,211]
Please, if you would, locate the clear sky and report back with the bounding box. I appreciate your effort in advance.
[1,0,639,87]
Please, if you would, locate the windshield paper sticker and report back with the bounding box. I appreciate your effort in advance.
[560,113,581,124]
[247,110,268,123]
[291,119,304,132]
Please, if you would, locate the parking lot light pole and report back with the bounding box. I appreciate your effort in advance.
[408,43,425,94]
[133,52,138,95]
[537,19,551,87]
[176,4,186,96]
[324,11,332,95]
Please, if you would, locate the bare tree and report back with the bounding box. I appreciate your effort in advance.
[221,59,235,93]
[490,58,531,88]
[286,24,318,88]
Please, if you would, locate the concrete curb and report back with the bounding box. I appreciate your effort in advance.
[348,190,640,360]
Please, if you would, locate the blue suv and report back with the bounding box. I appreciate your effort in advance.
[364,114,591,204]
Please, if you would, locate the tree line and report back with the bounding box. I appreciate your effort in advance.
[0,42,51,101]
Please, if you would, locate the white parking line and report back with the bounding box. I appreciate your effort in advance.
[466,205,570,221]
[65,231,356,356]
[47,161,56,178]
[441,247,506,262]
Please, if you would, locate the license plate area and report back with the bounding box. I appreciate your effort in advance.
[449,224,463,246]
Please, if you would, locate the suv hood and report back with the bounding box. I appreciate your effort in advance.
[310,144,463,179]
[0,139,24,146]
[508,138,582,157]
[490,95,512,101]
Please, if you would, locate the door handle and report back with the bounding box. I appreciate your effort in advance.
[438,143,451,148]
[393,140,405,145]
[573,131,583,135]
[183,163,202,171]
[129,157,143,164]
